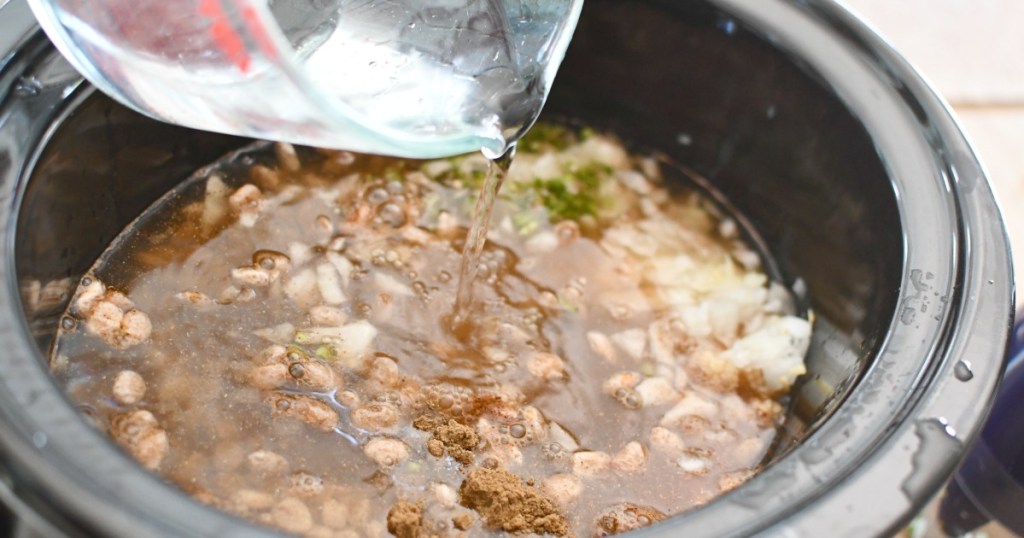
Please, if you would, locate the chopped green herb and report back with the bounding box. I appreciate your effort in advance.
[511,211,541,236]
[316,344,337,361]
[518,123,575,152]
[532,176,601,222]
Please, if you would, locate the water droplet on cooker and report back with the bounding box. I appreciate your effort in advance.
[509,424,526,439]
[954,360,974,381]
[412,281,427,295]
[14,76,42,97]
[386,180,404,194]
[288,363,306,379]
[81,276,93,286]
[276,398,291,411]
[438,271,452,283]
[901,418,962,500]
[378,203,406,227]
[60,316,76,330]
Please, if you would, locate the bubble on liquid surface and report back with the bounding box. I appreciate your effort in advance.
[378,203,406,227]
[368,188,389,205]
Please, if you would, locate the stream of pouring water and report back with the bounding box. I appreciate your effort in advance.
[452,147,516,321]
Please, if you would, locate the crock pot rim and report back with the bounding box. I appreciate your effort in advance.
[0,0,1013,536]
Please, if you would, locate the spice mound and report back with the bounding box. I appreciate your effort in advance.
[50,125,812,537]
[460,467,569,536]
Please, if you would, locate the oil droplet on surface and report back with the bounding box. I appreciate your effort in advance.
[954,360,974,382]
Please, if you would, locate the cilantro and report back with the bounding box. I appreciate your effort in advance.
[519,123,575,152]
[530,162,613,222]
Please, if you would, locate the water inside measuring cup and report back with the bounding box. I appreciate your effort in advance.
[31,0,581,158]
[277,0,583,156]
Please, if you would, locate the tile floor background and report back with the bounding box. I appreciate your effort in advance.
[843,0,1024,305]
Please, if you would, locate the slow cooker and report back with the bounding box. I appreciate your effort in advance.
[0,0,1013,536]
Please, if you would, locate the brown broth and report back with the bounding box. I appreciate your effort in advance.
[50,130,809,537]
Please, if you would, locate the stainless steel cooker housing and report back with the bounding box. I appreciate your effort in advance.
[0,0,1013,536]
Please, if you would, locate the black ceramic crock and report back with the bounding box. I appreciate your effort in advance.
[0,0,1013,536]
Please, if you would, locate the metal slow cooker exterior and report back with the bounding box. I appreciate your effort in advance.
[0,0,1013,537]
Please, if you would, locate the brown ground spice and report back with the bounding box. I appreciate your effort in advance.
[414,415,479,465]
[452,512,474,531]
[386,501,424,538]
[459,468,569,536]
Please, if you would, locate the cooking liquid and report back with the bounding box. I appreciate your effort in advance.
[49,135,799,537]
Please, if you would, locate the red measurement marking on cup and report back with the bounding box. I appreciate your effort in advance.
[241,4,279,61]
[198,0,252,72]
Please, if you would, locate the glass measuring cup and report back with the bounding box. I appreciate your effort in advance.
[27,0,583,158]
